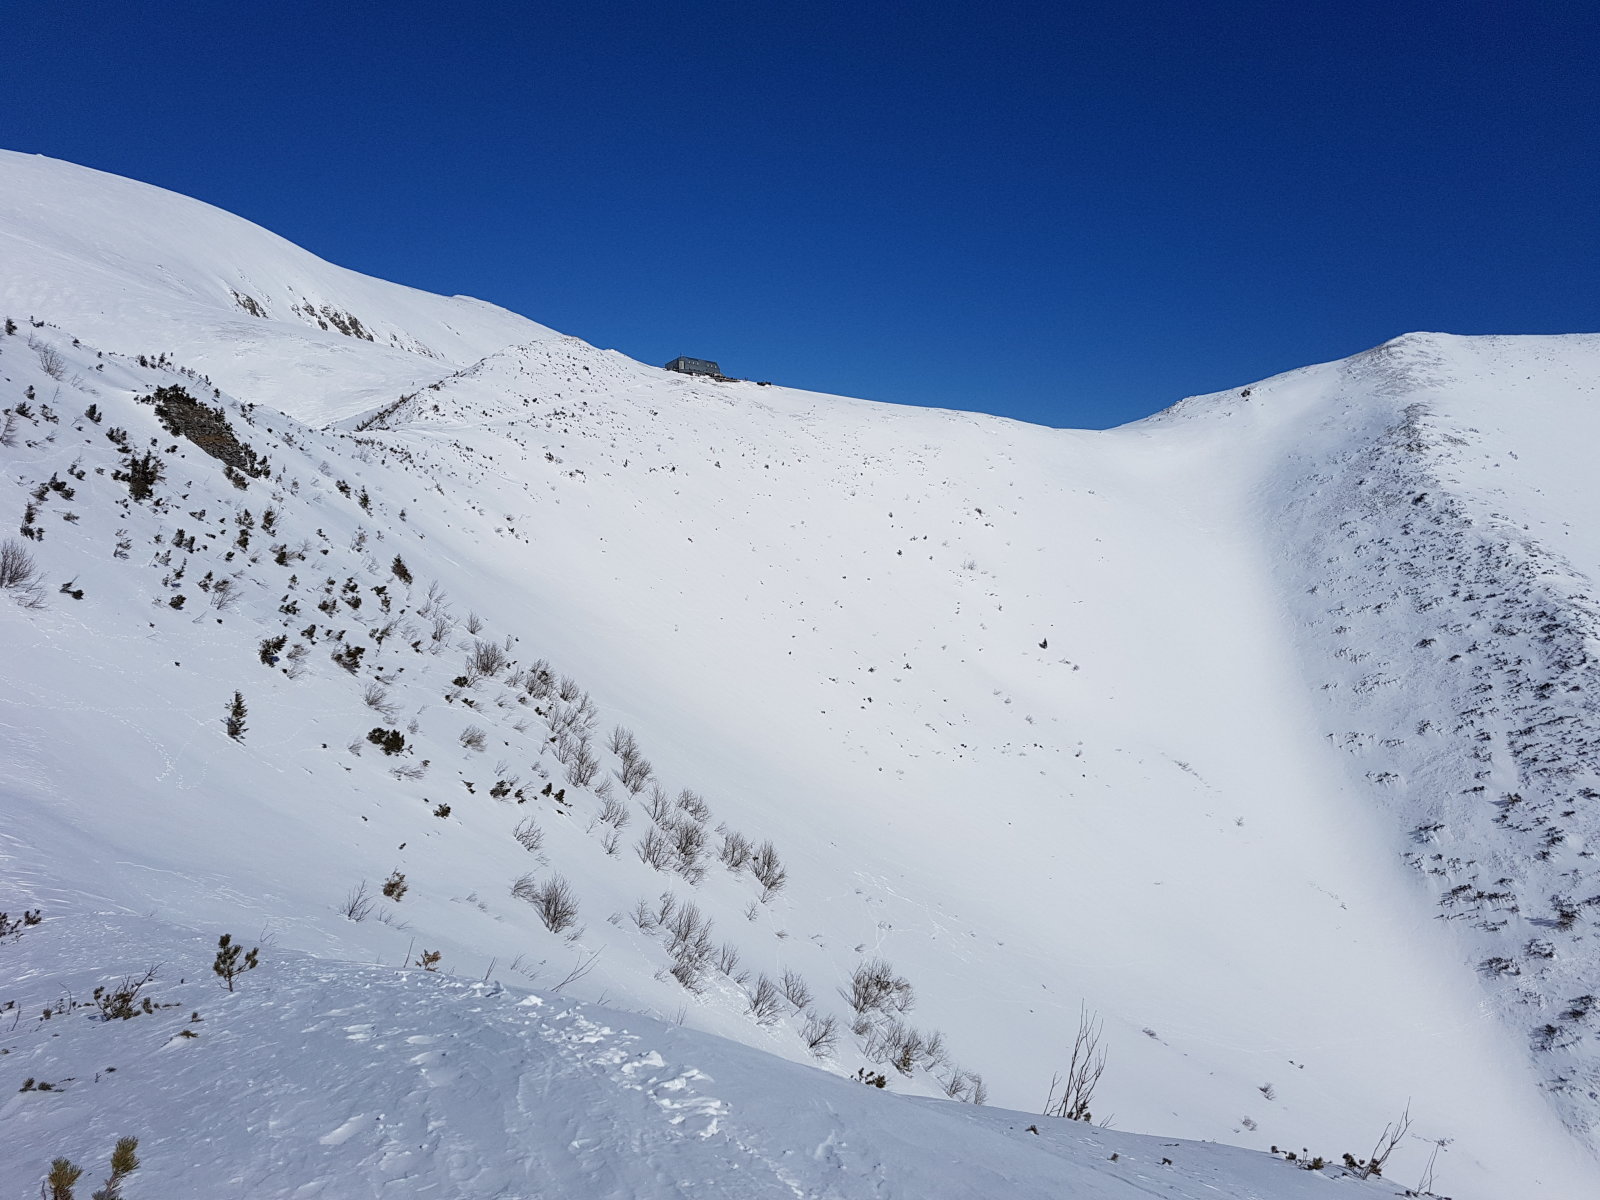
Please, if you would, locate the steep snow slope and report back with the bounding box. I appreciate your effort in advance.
[3,153,1598,1198]
[1248,333,1600,1139]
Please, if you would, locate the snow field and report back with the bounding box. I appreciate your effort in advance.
[3,150,1600,1196]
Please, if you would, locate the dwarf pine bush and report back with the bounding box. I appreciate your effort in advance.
[43,1135,139,1200]
[213,933,260,991]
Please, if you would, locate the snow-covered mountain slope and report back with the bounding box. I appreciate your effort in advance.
[1256,334,1600,1137]
[0,149,557,424]
[3,152,1599,1199]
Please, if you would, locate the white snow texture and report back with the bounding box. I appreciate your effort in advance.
[2,149,1598,1199]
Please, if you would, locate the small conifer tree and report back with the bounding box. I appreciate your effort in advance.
[92,1137,140,1200]
[46,1157,83,1200]
[213,933,260,991]
[122,451,163,502]
[224,691,247,740]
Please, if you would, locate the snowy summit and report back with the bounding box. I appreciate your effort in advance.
[3,149,1599,1199]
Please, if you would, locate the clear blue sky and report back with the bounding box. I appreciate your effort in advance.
[4,1,1596,427]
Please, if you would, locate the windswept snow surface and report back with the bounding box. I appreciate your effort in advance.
[3,913,1404,1200]
[3,150,1600,1198]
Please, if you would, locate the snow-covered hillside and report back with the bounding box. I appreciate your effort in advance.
[3,150,1598,1199]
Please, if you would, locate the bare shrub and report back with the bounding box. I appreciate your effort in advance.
[630,896,658,931]
[571,692,599,730]
[843,957,914,1017]
[747,974,784,1025]
[557,674,582,702]
[644,783,673,824]
[513,817,544,853]
[607,725,636,756]
[1352,1104,1412,1180]
[600,828,621,856]
[637,825,672,870]
[516,874,580,933]
[631,892,676,933]
[669,818,707,882]
[429,613,453,648]
[341,881,375,922]
[463,611,484,634]
[553,729,582,764]
[598,794,631,829]
[460,724,488,751]
[362,682,399,721]
[35,341,66,379]
[565,740,600,787]
[546,693,598,737]
[0,538,45,606]
[523,659,554,698]
[942,1067,986,1103]
[616,744,653,794]
[664,900,715,989]
[208,577,240,611]
[718,830,752,871]
[780,968,813,1011]
[1043,1006,1107,1122]
[750,840,788,900]
[714,940,742,976]
[467,639,508,677]
[675,789,711,821]
[418,580,449,617]
[663,900,712,958]
[873,1020,926,1076]
[802,1011,839,1057]
[670,957,707,991]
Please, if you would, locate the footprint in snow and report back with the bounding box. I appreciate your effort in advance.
[620,1051,667,1075]
[650,1069,727,1138]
